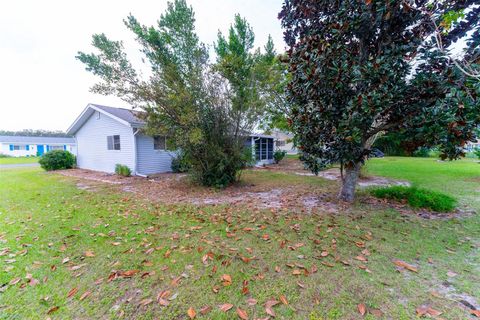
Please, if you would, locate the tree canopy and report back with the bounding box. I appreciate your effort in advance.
[279,0,480,201]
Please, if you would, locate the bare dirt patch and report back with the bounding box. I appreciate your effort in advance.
[55,168,344,214]
[293,168,410,188]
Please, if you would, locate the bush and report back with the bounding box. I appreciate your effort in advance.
[371,186,457,212]
[0,153,12,158]
[171,152,191,173]
[273,150,287,164]
[115,164,131,177]
[39,150,75,171]
[412,147,431,157]
[474,148,480,160]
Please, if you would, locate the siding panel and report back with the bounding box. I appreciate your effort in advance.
[75,111,135,173]
[136,134,174,175]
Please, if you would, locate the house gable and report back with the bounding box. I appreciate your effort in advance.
[75,110,136,173]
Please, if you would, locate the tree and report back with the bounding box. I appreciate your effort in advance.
[0,129,71,137]
[77,1,270,187]
[279,0,480,202]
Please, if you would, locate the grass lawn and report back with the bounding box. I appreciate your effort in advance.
[365,157,480,210]
[0,156,39,165]
[0,159,479,319]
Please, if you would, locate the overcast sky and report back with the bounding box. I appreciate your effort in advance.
[0,0,286,131]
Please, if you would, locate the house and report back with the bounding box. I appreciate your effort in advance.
[465,139,480,153]
[67,104,275,176]
[0,135,76,157]
[269,130,297,154]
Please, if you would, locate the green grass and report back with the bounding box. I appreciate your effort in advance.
[371,186,457,212]
[0,156,39,165]
[365,157,480,210]
[0,160,479,319]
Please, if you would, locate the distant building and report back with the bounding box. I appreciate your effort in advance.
[269,130,297,154]
[465,139,480,152]
[0,135,76,157]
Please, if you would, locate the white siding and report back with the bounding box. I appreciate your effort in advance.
[75,111,135,173]
[0,143,76,157]
[136,134,174,175]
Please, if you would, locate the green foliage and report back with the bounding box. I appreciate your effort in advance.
[474,148,480,159]
[279,1,480,199]
[77,0,277,188]
[171,152,190,173]
[371,186,457,212]
[115,164,131,177]
[412,147,431,158]
[273,150,287,164]
[39,150,75,171]
[0,153,12,158]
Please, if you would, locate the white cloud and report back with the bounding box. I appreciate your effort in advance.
[0,0,285,131]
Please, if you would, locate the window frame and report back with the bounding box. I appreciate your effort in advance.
[153,136,167,151]
[107,135,121,151]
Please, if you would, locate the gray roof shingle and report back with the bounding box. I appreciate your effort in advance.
[91,104,145,126]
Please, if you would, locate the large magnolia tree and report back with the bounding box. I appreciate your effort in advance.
[279,0,480,201]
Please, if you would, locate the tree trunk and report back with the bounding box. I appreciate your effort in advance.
[338,162,362,202]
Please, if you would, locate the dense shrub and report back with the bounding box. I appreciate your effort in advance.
[273,150,287,164]
[0,153,12,158]
[474,148,480,160]
[39,150,75,171]
[171,152,191,173]
[371,186,457,212]
[412,147,431,158]
[115,164,131,177]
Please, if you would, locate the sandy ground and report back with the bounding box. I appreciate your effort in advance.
[55,159,415,215]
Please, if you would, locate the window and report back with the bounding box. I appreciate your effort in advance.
[276,140,286,147]
[13,145,21,150]
[48,145,63,151]
[107,135,121,150]
[154,136,166,150]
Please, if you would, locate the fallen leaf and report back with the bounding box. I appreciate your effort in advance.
[139,298,153,306]
[221,274,232,286]
[85,250,95,257]
[47,306,59,314]
[247,298,257,306]
[471,309,480,317]
[219,303,234,312]
[79,291,91,301]
[200,305,212,315]
[187,307,196,319]
[67,287,78,298]
[358,303,367,315]
[121,270,139,278]
[393,260,418,273]
[237,307,248,320]
[280,295,288,305]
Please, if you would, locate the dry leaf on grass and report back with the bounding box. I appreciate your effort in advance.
[237,307,248,319]
[219,303,234,312]
[358,303,367,315]
[187,307,196,319]
[393,259,418,272]
[67,287,78,298]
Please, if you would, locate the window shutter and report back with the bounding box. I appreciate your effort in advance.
[47,145,50,152]
[26,145,29,151]
[64,145,67,150]
[9,144,13,151]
